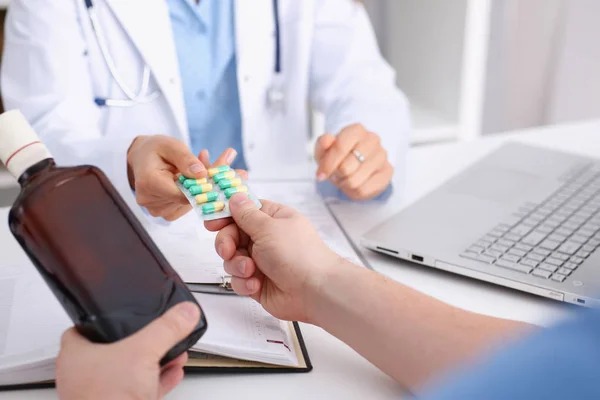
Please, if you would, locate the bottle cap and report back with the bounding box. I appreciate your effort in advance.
[0,110,52,180]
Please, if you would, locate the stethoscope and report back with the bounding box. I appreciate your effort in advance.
[85,0,161,107]
[265,0,286,113]
[85,0,285,112]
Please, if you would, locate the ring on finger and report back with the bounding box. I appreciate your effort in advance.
[353,150,366,163]
[337,153,362,179]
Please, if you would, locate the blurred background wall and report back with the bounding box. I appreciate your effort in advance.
[363,0,600,144]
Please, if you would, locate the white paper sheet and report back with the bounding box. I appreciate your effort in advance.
[147,213,225,284]
[148,180,364,284]
[0,272,70,385]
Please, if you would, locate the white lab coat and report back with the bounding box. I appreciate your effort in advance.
[1,0,409,220]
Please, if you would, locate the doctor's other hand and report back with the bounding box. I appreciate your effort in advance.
[315,125,394,200]
[205,194,341,323]
[56,302,200,400]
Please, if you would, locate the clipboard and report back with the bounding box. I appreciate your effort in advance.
[0,322,312,392]
[186,276,237,295]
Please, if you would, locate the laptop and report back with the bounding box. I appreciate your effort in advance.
[362,142,600,307]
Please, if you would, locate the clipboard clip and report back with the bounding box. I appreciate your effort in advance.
[186,276,236,295]
[221,275,232,290]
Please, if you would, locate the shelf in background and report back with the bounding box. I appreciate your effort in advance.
[410,103,458,145]
[0,170,16,189]
[312,102,458,147]
[0,170,18,207]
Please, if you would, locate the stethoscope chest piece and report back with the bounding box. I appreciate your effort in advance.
[266,85,286,113]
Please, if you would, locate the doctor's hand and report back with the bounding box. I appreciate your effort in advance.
[127,135,240,221]
[205,194,341,323]
[56,302,200,400]
[315,124,394,201]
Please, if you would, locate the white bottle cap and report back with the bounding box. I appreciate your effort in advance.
[0,110,52,180]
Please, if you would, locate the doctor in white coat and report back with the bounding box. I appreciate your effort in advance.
[1,0,409,221]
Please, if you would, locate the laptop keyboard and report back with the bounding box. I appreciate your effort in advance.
[461,163,600,283]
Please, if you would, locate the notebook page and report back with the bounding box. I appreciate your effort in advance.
[147,213,225,284]
[0,360,55,387]
[252,181,365,266]
[191,293,298,367]
[0,272,69,385]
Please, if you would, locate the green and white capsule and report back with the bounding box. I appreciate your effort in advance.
[202,201,226,215]
[208,165,231,177]
[189,183,213,195]
[212,170,236,183]
[178,175,188,183]
[224,186,248,199]
[218,178,242,190]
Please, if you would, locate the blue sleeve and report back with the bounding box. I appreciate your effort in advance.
[421,308,600,400]
[316,181,393,202]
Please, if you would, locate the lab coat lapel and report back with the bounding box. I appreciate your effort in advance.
[234,0,274,67]
[234,0,273,126]
[104,0,189,142]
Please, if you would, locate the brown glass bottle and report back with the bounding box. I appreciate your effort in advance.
[0,111,207,365]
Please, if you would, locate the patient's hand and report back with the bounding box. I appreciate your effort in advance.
[57,302,200,400]
[205,194,341,323]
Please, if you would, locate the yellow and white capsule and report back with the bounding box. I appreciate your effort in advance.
[183,178,208,188]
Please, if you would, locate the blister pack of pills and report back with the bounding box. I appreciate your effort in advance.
[177,166,262,221]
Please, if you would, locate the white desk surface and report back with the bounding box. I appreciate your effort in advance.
[2,119,599,400]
